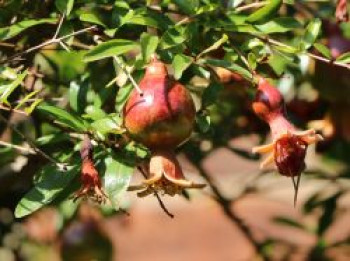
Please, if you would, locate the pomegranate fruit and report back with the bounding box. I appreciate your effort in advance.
[252,77,323,204]
[124,56,205,197]
[123,56,195,149]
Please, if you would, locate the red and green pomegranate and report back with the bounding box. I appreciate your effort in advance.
[123,56,205,197]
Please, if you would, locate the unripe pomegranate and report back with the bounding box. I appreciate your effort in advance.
[123,56,196,150]
[124,56,205,197]
[252,77,323,204]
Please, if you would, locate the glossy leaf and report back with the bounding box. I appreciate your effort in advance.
[140,33,159,63]
[15,165,78,218]
[0,19,56,40]
[0,70,28,105]
[172,54,193,80]
[202,59,253,80]
[246,0,282,23]
[256,17,301,34]
[55,0,74,16]
[69,80,88,114]
[302,18,321,50]
[103,154,134,210]
[314,43,332,59]
[84,40,139,62]
[37,104,87,131]
[336,51,350,63]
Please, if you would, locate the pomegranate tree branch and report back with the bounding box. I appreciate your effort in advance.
[256,35,350,70]
[235,1,268,12]
[0,25,97,65]
[0,114,67,170]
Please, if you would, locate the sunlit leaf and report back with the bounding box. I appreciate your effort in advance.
[103,154,134,210]
[0,70,28,105]
[84,40,139,62]
[140,33,159,63]
[15,165,78,218]
[37,104,87,131]
[0,19,56,40]
[172,54,193,80]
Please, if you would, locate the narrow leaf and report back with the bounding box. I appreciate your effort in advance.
[103,155,134,210]
[314,43,332,59]
[37,104,87,131]
[15,165,78,218]
[0,19,56,40]
[0,70,28,105]
[336,51,350,64]
[172,54,193,80]
[140,33,159,63]
[302,18,322,50]
[84,40,139,62]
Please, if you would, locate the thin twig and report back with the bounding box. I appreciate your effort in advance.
[0,140,35,154]
[53,13,65,39]
[235,1,268,12]
[0,114,66,170]
[0,104,28,115]
[0,25,97,65]
[113,56,143,96]
[137,166,174,218]
[257,36,350,70]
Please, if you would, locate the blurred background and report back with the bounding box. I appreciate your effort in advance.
[1,0,350,261]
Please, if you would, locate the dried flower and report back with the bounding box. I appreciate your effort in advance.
[252,77,323,204]
[73,136,107,203]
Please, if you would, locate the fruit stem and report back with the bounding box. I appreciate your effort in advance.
[113,56,144,96]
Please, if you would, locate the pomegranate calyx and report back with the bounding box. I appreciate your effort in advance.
[129,150,205,197]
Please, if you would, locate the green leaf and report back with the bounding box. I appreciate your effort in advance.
[37,104,87,131]
[256,17,301,34]
[15,165,78,218]
[196,113,211,133]
[15,90,40,110]
[246,0,282,24]
[103,154,134,210]
[172,54,193,80]
[140,33,159,63]
[336,52,350,64]
[91,114,124,135]
[55,0,74,15]
[24,99,43,115]
[160,27,187,50]
[202,59,253,80]
[172,0,199,15]
[79,12,107,27]
[247,52,257,70]
[197,34,228,59]
[115,83,134,112]
[0,70,28,105]
[273,217,306,230]
[0,19,56,40]
[69,80,88,114]
[202,82,224,108]
[302,18,321,50]
[84,40,139,62]
[314,43,332,59]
